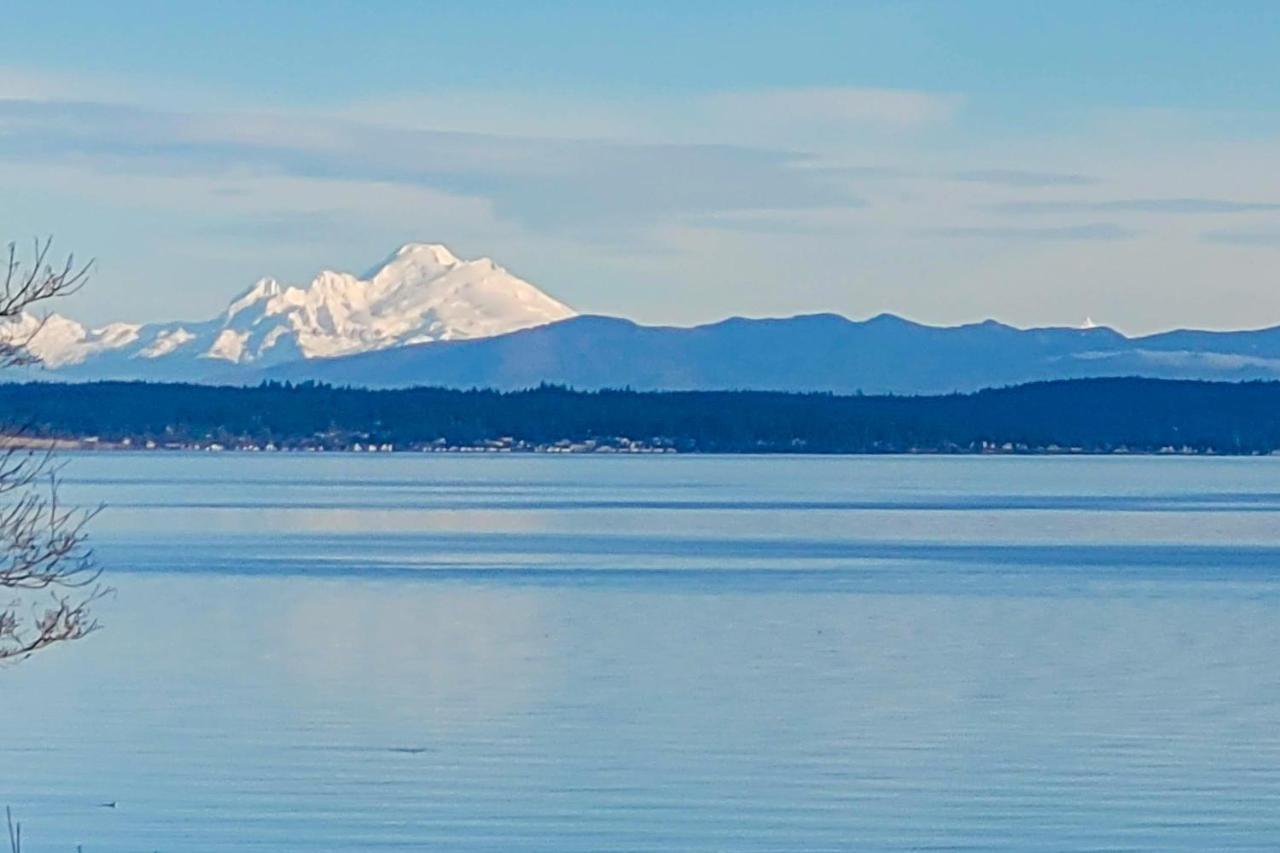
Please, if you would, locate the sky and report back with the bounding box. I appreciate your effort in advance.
[1,1,1278,333]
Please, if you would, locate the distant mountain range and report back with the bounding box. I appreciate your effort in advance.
[258,313,1280,394]
[8,243,1280,394]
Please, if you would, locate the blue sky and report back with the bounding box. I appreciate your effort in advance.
[2,1,1278,332]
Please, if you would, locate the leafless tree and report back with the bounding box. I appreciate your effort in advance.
[0,238,103,663]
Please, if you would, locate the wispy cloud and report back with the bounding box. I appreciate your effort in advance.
[678,208,862,236]
[0,98,861,233]
[343,86,964,144]
[1203,229,1280,247]
[702,87,963,129]
[951,169,1096,188]
[927,223,1135,241]
[992,198,1280,215]
[201,210,364,244]
[0,67,68,100]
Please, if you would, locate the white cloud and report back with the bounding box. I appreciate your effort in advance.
[337,85,963,147]
[702,86,963,129]
[928,223,1135,241]
[993,198,1280,215]
[0,67,68,100]
[0,98,862,236]
[950,169,1096,187]
[1203,229,1280,248]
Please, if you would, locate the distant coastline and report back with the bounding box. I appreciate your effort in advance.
[31,440,1270,457]
[6,377,1280,456]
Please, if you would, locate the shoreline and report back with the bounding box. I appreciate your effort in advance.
[37,438,1279,457]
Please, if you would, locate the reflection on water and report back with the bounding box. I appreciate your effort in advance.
[274,583,559,726]
[2,454,1280,850]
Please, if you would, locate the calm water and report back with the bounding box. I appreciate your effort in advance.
[4,453,1280,851]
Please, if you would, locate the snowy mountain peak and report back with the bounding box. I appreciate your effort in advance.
[394,242,460,265]
[226,277,283,320]
[10,243,577,375]
[359,243,462,282]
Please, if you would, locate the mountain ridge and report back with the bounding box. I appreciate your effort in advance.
[256,311,1280,394]
[6,241,1280,393]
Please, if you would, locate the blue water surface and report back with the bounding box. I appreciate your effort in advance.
[3,453,1280,851]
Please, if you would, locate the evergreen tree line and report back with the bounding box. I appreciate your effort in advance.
[2,377,1280,453]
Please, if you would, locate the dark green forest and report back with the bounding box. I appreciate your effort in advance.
[3,377,1280,454]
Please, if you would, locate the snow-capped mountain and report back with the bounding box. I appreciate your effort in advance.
[8,243,576,378]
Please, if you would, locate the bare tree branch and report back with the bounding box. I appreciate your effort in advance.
[0,239,103,664]
[0,237,93,369]
[6,805,19,853]
[0,438,106,664]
